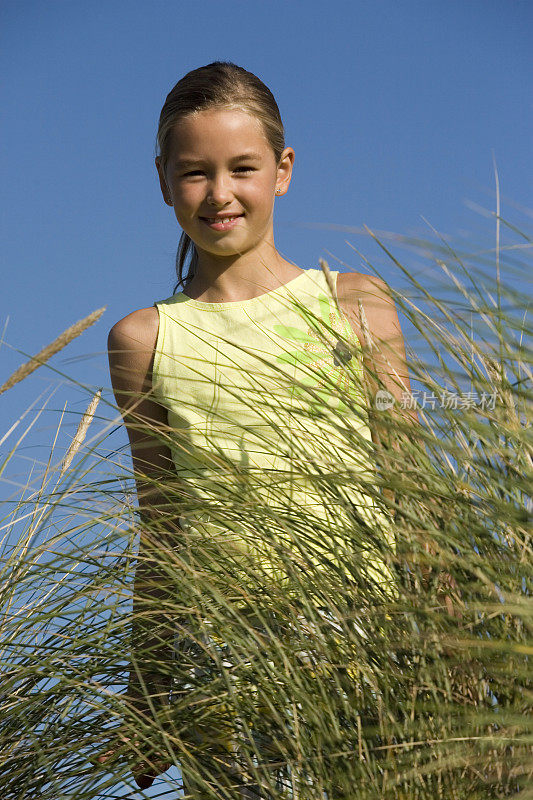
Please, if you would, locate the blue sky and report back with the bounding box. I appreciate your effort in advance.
[2,0,531,431]
[1,2,531,794]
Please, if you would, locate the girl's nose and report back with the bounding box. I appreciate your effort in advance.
[206,175,233,206]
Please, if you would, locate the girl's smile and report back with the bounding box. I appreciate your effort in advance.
[199,213,244,231]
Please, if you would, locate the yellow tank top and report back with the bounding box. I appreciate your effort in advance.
[152,267,396,599]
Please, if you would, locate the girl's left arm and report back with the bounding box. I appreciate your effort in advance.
[336,272,418,459]
[337,273,462,618]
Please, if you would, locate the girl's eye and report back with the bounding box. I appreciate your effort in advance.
[182,167,255,177]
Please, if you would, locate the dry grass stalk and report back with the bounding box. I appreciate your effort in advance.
[482,353,518,423]
[0,307,106,395]
[318,256,337,302]
[357,297,374,352]
[60,388,103,478]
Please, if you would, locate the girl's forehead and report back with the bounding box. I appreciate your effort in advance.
[168,110,271,157]
[177,107,263,134]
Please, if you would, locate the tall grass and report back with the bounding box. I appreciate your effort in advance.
[0,209,531,799]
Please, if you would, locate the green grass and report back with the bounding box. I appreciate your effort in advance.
[0,208,531,799]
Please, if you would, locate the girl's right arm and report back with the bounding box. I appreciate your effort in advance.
[107,307,182,717]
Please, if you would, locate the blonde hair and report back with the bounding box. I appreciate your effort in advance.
[155,61,286,293]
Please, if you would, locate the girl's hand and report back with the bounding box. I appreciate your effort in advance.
[436,570,463,621]
[421,541,464,621]
[90,732,172,789]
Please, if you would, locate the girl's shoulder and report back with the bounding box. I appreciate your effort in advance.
[107,307,161,393]
[336,270,391,301]
[107,306,159,352]
[336,271,397,347]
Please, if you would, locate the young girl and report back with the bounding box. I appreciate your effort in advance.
[106,61,414,796]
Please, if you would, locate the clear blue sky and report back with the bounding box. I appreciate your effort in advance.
[2,0,531,432]
[1,2,531,795]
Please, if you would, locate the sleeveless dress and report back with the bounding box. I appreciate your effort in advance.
[151,267,396,597]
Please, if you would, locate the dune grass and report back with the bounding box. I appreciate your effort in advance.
[0,209,531,799]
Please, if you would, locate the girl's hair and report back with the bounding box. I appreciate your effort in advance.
[156,61,286,294]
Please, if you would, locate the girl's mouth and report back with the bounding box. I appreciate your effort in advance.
[200,215,243,231]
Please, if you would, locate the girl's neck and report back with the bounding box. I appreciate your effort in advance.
[182,256,304,304]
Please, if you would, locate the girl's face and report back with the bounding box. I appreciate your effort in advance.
[156,108,294,261]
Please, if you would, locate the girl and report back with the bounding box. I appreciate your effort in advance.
[105,61,415,796]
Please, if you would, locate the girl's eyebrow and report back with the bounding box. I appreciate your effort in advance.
[175,151,263,167]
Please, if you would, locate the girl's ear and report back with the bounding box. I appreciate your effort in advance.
[155,157,173,206]
[276,147,295,195]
